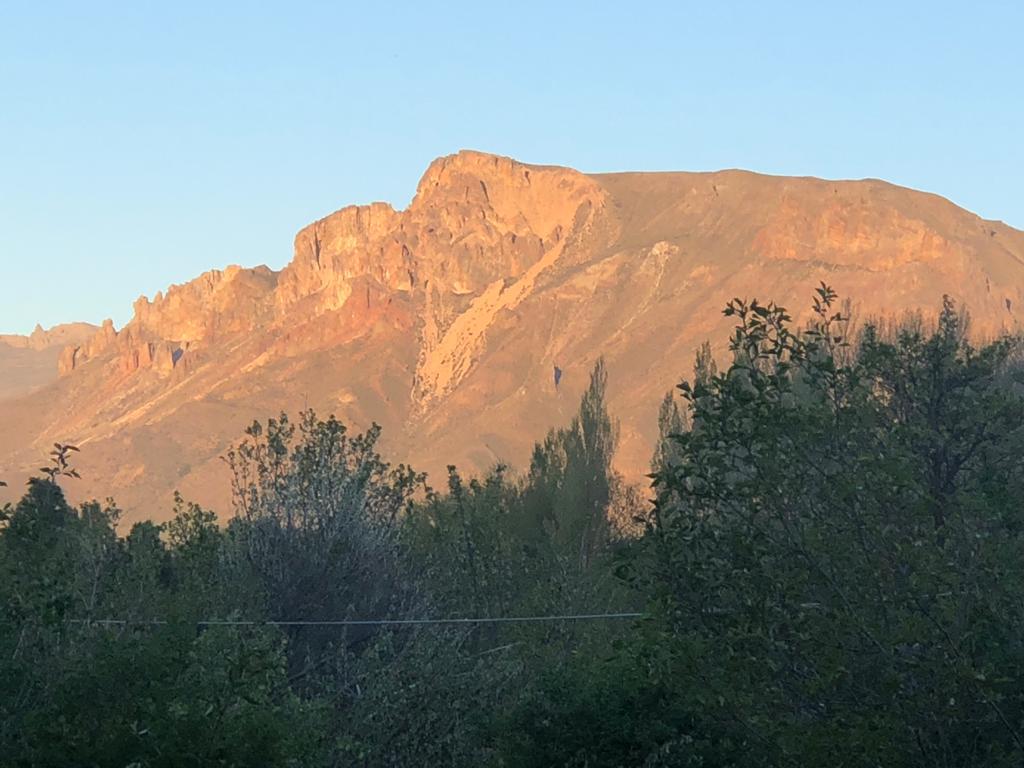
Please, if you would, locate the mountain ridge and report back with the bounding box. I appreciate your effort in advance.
[2,150,1022,522]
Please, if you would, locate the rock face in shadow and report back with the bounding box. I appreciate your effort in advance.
[2,150,1023,522]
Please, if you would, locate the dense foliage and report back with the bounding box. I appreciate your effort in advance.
[3,286,1023,766]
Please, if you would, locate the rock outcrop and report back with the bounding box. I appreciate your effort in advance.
[57,266,276,376]
[132,265,277,343]
[277,152,609,312]
[58,319,118,374]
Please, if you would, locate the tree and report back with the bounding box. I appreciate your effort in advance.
[224,410,505,766]
[525,358,619,574]
[223,411,426,663]
[0,452,321,767]
[643,285,1024,766]
[651,390,685,476]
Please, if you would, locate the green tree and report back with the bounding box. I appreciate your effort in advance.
[643,286,1024,766]
[651,390,685,476]
[0,458,321,767]
[525,358,619,574]
[224,409,507,766]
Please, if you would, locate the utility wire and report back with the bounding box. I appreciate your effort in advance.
[66,612,645,628]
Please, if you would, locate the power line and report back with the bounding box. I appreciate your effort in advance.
[66,612,645,628]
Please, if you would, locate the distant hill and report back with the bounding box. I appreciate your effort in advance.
[2,151,1022,522]
[0,323,96,402]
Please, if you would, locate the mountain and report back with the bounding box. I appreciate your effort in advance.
[2,151,1023,522]
[0,323,97,402]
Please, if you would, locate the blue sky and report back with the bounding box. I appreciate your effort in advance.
[1,1,1021,334]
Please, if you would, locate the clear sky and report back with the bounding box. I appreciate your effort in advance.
[1,1,1021,334]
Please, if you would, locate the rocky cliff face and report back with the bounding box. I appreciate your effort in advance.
[57,266,277,376]
[276,152,609,327]
[3,151,1023,522]
[132,264,278,342]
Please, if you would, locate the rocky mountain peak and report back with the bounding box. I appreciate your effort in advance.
[410,150,609,243]
[12,153,1024,522]
[276,151,611,318]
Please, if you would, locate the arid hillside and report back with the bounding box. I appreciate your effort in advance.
[2,151,1022,522]
[0,323,97,402]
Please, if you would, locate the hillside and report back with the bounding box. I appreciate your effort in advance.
[0,323,97,402]
[2,151,1023,522]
